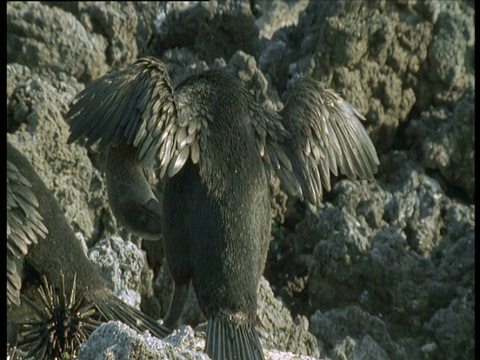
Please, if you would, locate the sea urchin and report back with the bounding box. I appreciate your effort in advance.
[17,272,101,359]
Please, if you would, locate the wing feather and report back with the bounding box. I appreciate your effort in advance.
[250,103,302,198]
[252,76,379,208]
[279,77,379,207]
[66,57,205,178]
[7,157,48,306]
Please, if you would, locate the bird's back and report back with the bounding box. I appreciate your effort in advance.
[163,72,271,317]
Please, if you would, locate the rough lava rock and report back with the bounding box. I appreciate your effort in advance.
[6,1,474,359]
[154,269,321,357]
[405,88,475,201]
[78,322,210,360]
[7,1,108,82]
[272,150,474,359]
[6,63,108,243]
[88,236,148,308]
[78,321,320,360]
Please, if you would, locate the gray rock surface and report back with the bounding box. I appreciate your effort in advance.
[406,88,475,201]
[257,278,320,358]
[270,151,474,359]
[7,1,474,359]
[78,321,320,360]
[154,270,321,357]
[6,63,107,243]
[7,1,108,82]
[78,322,210,360]
[88,236,148,308]
[154,1,260,64]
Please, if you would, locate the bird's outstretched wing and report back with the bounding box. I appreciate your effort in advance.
[7,142,171,339]
[7,157,48,307]
[249,102,303,198]
[66,57,203,178]
[254,76,379,208]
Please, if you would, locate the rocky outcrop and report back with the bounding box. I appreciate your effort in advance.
[7,1,474,359]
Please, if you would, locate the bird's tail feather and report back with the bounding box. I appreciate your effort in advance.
[205,314,264,360]
[96,294,170,339]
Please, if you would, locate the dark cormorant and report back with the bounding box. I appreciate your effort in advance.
[7,141,170,358]
[66,57,379,360]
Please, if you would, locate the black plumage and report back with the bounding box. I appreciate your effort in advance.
[65,56,379,360]
[6,141,170,358]
[105,143,163,240]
